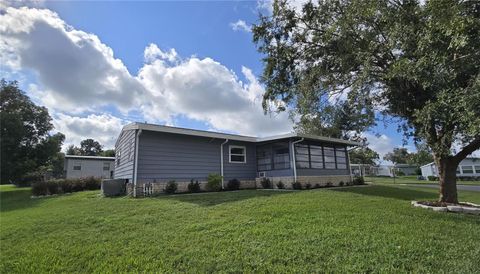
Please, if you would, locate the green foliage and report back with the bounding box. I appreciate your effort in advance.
[31,182,48,196]
[384,148,410,165]
[80,139,103,156]
[187,179,201,193]
[396,170,406,176]
[253,0,480,202]
[305,183,312,189]
[260,177,272,189]
[276,181,285,189]
[428,176,439,181]
[18,171,44,187]
[0,80,64,184]
[406,144,434,166]
[349,147,380,165]
[84,177,101,190]
[339,181,345,187]
[353,177,365,185]
[164,181,177,194]
[30,178,101,196]
[291,181,302,190]
[100,149,115,157]
[226,179,241,191]
[206,173,222,192]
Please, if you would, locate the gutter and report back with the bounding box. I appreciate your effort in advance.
[291,138,304,182]
[220,139,229,190]
[133,129,142,197]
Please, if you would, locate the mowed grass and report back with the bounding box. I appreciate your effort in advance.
[1,185,480,273]
[367,176,480,186]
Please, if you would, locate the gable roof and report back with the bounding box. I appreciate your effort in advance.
[121,122,362,146]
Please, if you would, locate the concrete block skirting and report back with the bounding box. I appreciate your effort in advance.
[127,180,256,197]
[255,175,352,189]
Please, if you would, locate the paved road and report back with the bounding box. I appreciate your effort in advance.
[400,184,480,192]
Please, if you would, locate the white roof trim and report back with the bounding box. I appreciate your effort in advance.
[121,123,362,146]
[65,155,115,160]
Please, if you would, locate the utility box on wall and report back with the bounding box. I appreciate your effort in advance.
[101,179,127,197]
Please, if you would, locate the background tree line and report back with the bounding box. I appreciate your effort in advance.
[1,80,114,184]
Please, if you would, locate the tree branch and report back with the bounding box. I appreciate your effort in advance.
[453,136,480,164]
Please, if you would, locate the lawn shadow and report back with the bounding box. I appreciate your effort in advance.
[0,186,43,212]
[158,189,294,207]
[332,185,438,201]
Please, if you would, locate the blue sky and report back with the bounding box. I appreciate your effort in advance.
[0,0,410,160]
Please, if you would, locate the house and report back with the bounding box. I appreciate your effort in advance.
[421,157,480,180]
[64,155,115,179]
[114,122,361,196]
[371,164,418,177]
[350,164,374,177]
[371,165,394,177]
[394,164,418,175]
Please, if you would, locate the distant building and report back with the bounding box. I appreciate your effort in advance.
[350,164,374,177]
[64,155,115,179]
[421,157,480,180]
[371,164,418,177]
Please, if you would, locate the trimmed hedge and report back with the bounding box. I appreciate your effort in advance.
[187,179,201,193]
[226,179,241,191]
[206,173,222,192]
[164,180,178,194]
[31,177,101,196]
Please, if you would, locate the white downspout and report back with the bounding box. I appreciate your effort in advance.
[220,139,229,190]
[133,129,142,197]
[291,138,304,183]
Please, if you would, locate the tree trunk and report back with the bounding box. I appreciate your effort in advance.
[435,155,458,204]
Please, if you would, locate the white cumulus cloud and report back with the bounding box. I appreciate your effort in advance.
[230,20,251,32]
[0,6,293,144]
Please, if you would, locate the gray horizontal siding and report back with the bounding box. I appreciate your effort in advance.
[113,129,135,181]
[223,141,257,180]
[137,131,257,181]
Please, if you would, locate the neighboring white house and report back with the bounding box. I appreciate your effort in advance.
[64,155,115,179]
[421,157,480,180]
[370,164,418,177]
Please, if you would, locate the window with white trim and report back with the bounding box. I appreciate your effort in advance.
[462,165,474,174]
[73,161,82,171]
[229,145,246,163]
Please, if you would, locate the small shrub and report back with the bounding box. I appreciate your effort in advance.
[325,182,333,187]
[260,177,272,189]
[276,181,285,189]
[314,183,321,189]
[46,180,60,195]
[353,176,365,185]
[339,181,344,187]
[206,173,222,191]
[31,182,48,196]
[188,179,201,193]
[292,181,302,190]
[305,183,312,189]
[427,176,438,181]
[164,180,177,194]
[60,179,74,193]
[71,179,86,192]
[84,177,101,190]
[396,170,405,176]
[227,178,241,191]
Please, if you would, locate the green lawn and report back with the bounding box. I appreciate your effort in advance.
[366,176,480,186]
[1,185,480,273]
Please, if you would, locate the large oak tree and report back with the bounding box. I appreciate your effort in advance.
[253,0,480,203]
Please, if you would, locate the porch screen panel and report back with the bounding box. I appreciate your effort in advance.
[324,146,336,169]
[273,143,290,169]
[257,146,272,171]
[309,145,324,169]
[335,146,347,169]
[295,144,310,168]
